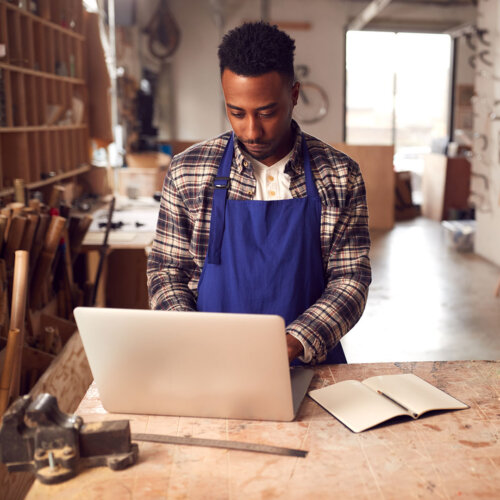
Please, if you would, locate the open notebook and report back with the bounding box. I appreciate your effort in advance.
[308,373,468,433]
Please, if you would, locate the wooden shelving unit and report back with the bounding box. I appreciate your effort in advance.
[0,0,89,193]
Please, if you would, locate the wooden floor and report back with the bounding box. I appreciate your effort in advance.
[342,217,500,363]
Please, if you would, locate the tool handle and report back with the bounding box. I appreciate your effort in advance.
[44,216,66,253]
[30,216,66,309]
[0,328,20,415]
[9,250,29,399]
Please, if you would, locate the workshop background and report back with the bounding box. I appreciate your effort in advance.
[0,0,499,497]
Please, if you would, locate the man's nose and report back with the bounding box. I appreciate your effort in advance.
[245,115,263,142]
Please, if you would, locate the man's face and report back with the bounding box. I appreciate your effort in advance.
[221,69,299,166]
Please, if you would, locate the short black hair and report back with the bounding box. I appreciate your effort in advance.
[218,22,295,83]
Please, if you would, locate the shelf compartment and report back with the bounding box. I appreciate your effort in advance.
[0,131,30,186]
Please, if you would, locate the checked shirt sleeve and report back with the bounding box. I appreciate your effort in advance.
[286,160,372,364]
[147,165,197,311]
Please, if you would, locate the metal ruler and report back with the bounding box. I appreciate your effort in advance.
[132,433,308,458]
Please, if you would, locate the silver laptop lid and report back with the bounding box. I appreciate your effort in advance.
[74,307,305,421]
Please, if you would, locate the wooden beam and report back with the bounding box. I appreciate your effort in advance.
[347,0,393,31]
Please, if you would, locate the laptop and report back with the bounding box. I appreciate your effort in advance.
[73,307,314,421]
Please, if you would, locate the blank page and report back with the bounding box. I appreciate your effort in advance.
[309,380,410,433]
[363,374,468,417]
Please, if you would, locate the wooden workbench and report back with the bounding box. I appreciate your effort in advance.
[27,361,499,499]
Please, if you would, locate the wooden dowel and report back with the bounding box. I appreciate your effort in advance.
[0,214,8,254]
[30,216,66,309]
[30,213,50,271]
[3,215,26,269]
[0,328,20,415]
[19,213,39,253]
[9,250,29,399]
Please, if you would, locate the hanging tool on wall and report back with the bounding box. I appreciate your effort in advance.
[143,0,181,60]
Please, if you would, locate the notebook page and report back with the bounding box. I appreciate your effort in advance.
[309,380,411,433]
[363,374,468,417]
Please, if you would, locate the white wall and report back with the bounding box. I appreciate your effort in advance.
[168,0,349,143]
[166,0,476,144]
[473,0,500,266]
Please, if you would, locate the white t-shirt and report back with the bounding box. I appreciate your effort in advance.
[242,150,313,363]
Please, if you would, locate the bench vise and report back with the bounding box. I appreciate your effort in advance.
[0,393,138,484]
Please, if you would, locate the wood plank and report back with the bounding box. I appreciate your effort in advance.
[1,132,30,186]
[422,153,447,221]
[0,130,3,189]
[25,361,500,499]
[33,19,45,72]
[11,72,27,126]
[28,131,41,182]
[2,0,85,41]
[331,143,395,230]
[2,69,13,127]
[24,17,35,69]
[46,25,54,74]
[25,75,37,126]
[0,61,85,84]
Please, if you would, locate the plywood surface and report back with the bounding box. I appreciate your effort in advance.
[331,144,395,230]
[26,361,499,499]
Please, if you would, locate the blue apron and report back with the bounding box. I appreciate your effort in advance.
[197,133,346,365]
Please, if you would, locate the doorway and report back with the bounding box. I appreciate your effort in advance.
[345,30,453,203]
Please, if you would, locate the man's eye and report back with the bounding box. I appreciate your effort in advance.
[259,111,276,118]
[231,112,244,118]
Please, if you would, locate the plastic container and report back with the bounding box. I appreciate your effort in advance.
[441,220,476,252]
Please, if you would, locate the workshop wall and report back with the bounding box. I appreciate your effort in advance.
[473,0,500,266]
[163,0,476,144]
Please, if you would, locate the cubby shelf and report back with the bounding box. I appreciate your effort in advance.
[0,0,90,193]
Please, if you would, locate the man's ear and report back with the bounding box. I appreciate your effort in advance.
[292,81,300,106]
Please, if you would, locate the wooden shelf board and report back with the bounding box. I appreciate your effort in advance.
[0,163,91,197]
[0,125,88,132]
[0,0,85,41]
[0,62,85,84]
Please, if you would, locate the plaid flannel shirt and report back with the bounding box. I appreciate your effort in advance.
[147,123,372,364]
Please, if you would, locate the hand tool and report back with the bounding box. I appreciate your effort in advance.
[9,250,29,399]
[90,197,115,306]
[30,216,66,309]
[0,328,20,415]
[68,214,92,265]
[132,433,308,458]
[0,393,138,484]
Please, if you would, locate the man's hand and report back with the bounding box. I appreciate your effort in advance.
[286,334,304,363]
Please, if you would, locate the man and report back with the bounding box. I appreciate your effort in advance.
[147,22,371,365]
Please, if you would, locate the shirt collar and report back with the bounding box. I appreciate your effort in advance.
[232,120,304,175]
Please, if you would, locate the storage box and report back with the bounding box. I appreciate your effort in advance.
[119,152,171,197]
[442,220,476,252]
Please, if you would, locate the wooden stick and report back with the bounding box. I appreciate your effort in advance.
[19,213,39,253]
[48,185,66,209]
[0,214,8,255]
[29,213,50,272]
[0,328,20,415]
[9,250,29,399]
[0,260,9,338]
[14,178,26,205]
[30,216,66,309]
[3,215,26,270]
